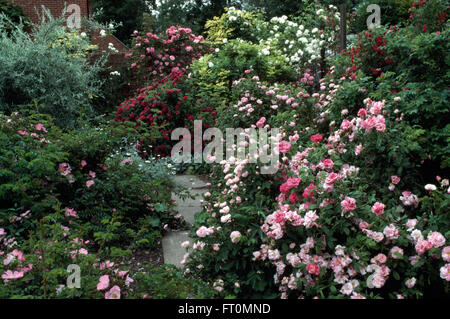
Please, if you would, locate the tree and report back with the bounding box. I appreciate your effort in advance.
[243,0,309,18]
[149,0,242,34]
[92,0,149,45]
[0,0,30,34]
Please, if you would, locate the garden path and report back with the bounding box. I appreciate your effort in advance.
[161,175,209,268]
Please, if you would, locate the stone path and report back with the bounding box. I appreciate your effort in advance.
[161,175,209,268]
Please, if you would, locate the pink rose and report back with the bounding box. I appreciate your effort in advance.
[371,202,385,216]
[278,141,291,153]
[97,275,110,291]
[341,197,357,212]
[105,285,121,299]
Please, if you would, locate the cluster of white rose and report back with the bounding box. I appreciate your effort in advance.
[260,5,340,70]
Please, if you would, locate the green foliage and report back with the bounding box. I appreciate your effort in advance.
[132,264,215,298]
[0,0,30,34]
[0,13,104,129]
[350,0,414,33]
[92,0,148,46]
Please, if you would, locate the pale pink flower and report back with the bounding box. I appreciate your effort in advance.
[230,231,242,243]
[427,232,446,248]
[196,226,214,238]
[1,270,24,280]
[97,275,110,291]
[383,224,399,240]
[442,246,450,262]
[405,277,416,288]
[86,180,95,188]
[105,285,121,299]
[440,264,450,281]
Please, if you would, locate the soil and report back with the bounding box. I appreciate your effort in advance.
[124,240,165,274]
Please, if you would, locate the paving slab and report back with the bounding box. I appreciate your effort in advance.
[172,175,208,189]
[173,189,206,207]
[175,205,203,225]
[162,231,191,268]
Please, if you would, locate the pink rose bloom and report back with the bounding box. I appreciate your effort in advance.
[302,183,316,199]
[81,160,87,168]
[371,274,386,288]
[359,221,369,230]
[391,176,401,184]
[371,253,387,264]
[371,202,385,216]
[256,117,266,128]
[1,270,24,280]
[442,246,450,262]
[310,134,323,143]
[65,208,78,218]
[383,224,399,240]
[286,177,301,188]
[89,171,96,178]
[440,264,450,281]
[321,159,334,170]
[306,263,320,275]
[400,191,418,207]
[405,278,416,288]
[230,231,242,243]
[35,123,47,132]
[427,232,446,248]
[325,172,340,185]
[97,275,110,291]
[278,141,291,153]
[341,197,357,212]
[196,226,213,238]
[415,239,432,255]
[357,108,367,117]
[280,183,291,194]
[354,144,363,155]
[105,285,121,299]
[289,192,299,203]
[86,180,95,188]
[340,120,353,131]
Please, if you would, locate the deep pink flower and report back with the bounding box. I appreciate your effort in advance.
[341,197,357,212]
[306,263,320,275]
[278,141,291,153]
[310,134,323,143]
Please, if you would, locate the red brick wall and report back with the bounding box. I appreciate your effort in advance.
[11,0,90,24]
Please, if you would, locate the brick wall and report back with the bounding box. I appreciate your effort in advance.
[11,0,91,24]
